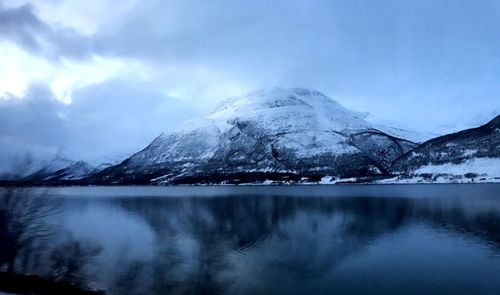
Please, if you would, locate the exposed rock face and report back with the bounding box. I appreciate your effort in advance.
[349,130,417,170]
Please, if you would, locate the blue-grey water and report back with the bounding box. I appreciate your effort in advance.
[12,185,500,294]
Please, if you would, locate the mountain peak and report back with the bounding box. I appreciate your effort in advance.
[206,87,371,134]
[212,87,334,114]
[246,87,328,99]
[486,114,500,127]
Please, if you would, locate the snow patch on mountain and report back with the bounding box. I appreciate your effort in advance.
[380,157,500,184]
[414,157,500,176]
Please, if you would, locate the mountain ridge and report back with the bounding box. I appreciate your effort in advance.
[387,115,500,182]
[1,88,498,185]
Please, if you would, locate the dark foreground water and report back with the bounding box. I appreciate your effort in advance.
[5,184,500,294]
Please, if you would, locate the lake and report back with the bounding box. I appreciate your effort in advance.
[3,184,500,294]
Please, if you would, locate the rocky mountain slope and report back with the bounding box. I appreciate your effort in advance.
[0,151,129,184]
[93,88,417,184]
[17,156,75,181]
[388,115,500,182]
[42,161,97,181]
[0,156,97,184]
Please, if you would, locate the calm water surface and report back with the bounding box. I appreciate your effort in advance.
[25,185,500,294]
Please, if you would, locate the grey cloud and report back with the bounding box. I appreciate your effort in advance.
[4,0,500,113]
[64,79,203,160]
[0,80,200,171]
[0,84,68,171]
[0,84,67,145]
[92,1,500,112]
[0,3,92,60]
[0,3,44,51]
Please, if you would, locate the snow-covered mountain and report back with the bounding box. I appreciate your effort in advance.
[388,115,500,183]
[19,157,98,182]
[43,161,97,181]
[93,88,417,184]
[0,148,134,184]
[16,155,75,181]
[0,154,110,183]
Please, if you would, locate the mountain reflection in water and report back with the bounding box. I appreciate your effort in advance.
[2,185,500,295]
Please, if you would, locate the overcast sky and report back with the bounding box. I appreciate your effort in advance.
[1,0,500,169]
